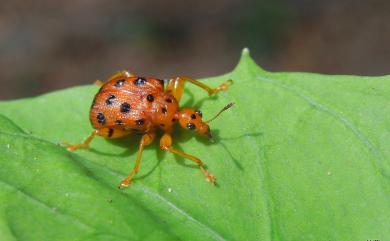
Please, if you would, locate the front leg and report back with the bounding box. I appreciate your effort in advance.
[159,133,216,184]
[166,76,232,102]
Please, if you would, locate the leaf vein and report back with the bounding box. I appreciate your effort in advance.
[257,76,390,180]
[0,131,228,241]
[0,179,94,231]
[222,86,275,241]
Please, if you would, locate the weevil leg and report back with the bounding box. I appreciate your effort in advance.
[166,76,232,102]
[159,133,216,184]
[94,70,134,86]
[65,128,130,151]
[94,80,104,86]
[109,70,134,80]
[119,132,156,188]
[65,130,98,151]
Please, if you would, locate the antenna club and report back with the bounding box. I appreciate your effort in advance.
[206,102,235,123]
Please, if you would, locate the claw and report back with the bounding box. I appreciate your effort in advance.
[208,79,233,96]
[94,80,104,86]
[64,143,88,151]
[216,79,233,92]
[59,141,77,151]
[118,179,131,189]
[67,146,75,152]
[206,174,217,185]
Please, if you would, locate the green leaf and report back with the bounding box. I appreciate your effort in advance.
[0,48,389,241]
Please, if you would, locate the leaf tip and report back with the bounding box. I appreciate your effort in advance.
[241,47,250,57]
[231,48,265,75]
[238,47,253,66]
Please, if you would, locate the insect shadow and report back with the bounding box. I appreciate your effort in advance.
[175,89,249,171]
[134,140,166,181]
[86,128,261,182]
[88,135,139,157]
[87,132,166,181]
[181,88,220,110]
[173,129,263,171]
[218,132,263,170]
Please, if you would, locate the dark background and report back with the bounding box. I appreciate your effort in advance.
[1,0,389,100]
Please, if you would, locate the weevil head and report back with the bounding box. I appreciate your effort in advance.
[176,103,234,141]
[177,108,213,140]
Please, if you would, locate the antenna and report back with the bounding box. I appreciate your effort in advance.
[206,102,235,123]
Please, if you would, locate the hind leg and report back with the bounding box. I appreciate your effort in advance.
[65,128,130,151]
[166,76,232,102]
[95,70,134,86]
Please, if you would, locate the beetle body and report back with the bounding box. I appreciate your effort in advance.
[66,71,232,188]
[90,76,179,138]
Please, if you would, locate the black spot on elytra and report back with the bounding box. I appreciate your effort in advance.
[115,79,125,87]
[172,118,177,122]
[106,94,116,105]
[162,107,167,114]
[115,120,124,125]
[160,124,165,127]
[134,77,146,86]
[191,114,196,119]
[165,98,172,103]
[120,102,131,113]
[108,128,114,138]
[135,119,145,125]
[97,112,106,125]
[187,123,196,130]
[146,94,154,102]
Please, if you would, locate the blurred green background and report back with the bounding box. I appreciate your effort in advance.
[1,0,389,99]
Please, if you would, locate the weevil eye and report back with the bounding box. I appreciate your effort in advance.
[186,122,196,130]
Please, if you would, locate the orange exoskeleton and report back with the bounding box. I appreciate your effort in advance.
[65,71,233,188]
